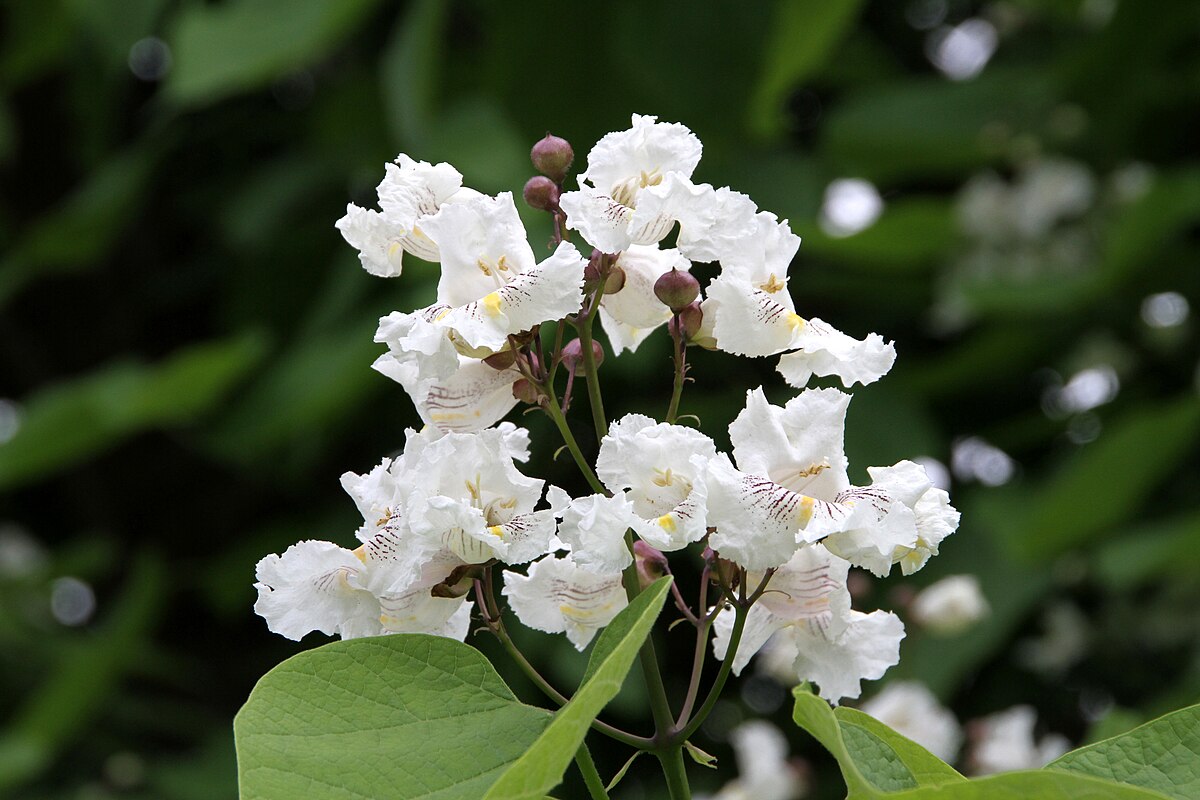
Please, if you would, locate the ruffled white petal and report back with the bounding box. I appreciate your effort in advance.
[596,415,716,551]
[715,211,802,286]
[669,180,760,264]
[253,541,381,641]
[378,589,471,640]
[728,387,851,499]
[439,241,587,351]
[335,204,407,277]
[556,493,637,573]
[559,188,635,254]
[712,603,787,675]
[704,276,801,357]
[789,609,905,704]
[421,193,536,308]
[776,318,897,388]
[578,114,703,197]
[706,454,811,570]
[374,307,461,384]
[502,555,627,651]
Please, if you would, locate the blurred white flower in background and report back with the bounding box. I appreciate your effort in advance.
[860,681,963,763]
[701,721,807,800]
[968,706,1070,775]
[910,574,990,635]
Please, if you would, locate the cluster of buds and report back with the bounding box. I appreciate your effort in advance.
[255,115,959,705]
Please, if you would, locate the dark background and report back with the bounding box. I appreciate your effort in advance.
[1,0,1198,797]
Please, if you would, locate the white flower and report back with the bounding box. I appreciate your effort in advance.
[712,544,904,704]
[559,115,703,254]
[910,575,989,635]
[707,389,958,575]
[549,488,637,573]
[704,278,896,388]
[707,388,852,569]
[598,245,691,353]
[706,721,806,800]
[969,706,1071,775]
[374,306,463,386]
[335,155,473,276]
[373,352,519,433]
[405,427,558,567]
[252,540,471,642]
[502,554,627,650]
[860,682,963,763]
[595,414,717,551]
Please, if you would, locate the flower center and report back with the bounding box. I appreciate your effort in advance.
[610,168,664,208]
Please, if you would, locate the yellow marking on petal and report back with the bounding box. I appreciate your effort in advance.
[482,292,503,316]
[352,545,367,563]
[387,241,403,259]
[786,312,805,332]
[487,524,506,540]
[433,308,451,321]
[798,496,816,527]
[658,514,677,532]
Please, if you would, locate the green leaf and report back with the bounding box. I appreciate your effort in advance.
[165,0,381,106]
[234,635,551,800]
[881,772,1171,799]
[0,333,266,490]
[484,577,672,800]
[684,741,718,769]
[1010,396,1200,558]
[380,0,448,149]
[822,70,1053,182]
[0,554,164,792]
[1048,704,1200,800]
[792,685,965,795]
[1093,512,1200,589]
[748,0,866,139]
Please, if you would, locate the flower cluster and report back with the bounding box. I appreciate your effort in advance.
[253,115,960,704]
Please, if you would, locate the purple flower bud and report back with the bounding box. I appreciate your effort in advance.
[531,133,574,183]
[561,337,604,370]
[512,378,543,405]
[523,176,559,211]
[668,301,703,341]
[634,540,669,589]
[654,268,700,312]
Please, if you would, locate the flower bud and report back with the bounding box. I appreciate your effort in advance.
[634,540,669,590]
[668,301,703,341]
[522,175,559,211]
[603,265,626,294]
[483,349,517,370]
[561,338,604,371]
[512,378,544,406]
[531,133,574,183]
[654,268,700,312]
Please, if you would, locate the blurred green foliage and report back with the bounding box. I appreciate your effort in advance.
[0,0,1197,798]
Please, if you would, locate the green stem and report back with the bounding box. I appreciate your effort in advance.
[542,390,607,495]
[476,578,651,749]
[575,743,610,800]
[577,285,608,442]
[657,746,692,800]
[673,602,747,744]
[665,315,686,424]
[618,536,675,740]
[675,612,716,728]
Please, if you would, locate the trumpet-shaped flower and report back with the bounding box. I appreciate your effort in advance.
[599,245,692,353]
[336,155,474,276]
[503,554,627,650]
[559,115,703,253]
[252,539,472,642]
[404,426,558,567]
[707,388,851,569]
[708,389,958,575]
[548,488,637,573]
[595,414,717,551]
